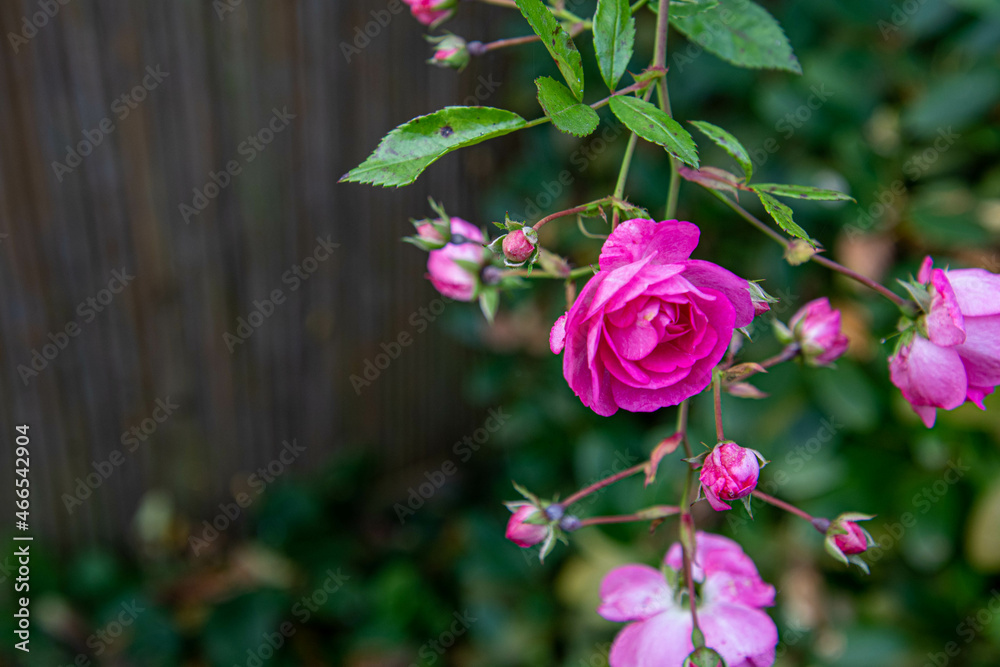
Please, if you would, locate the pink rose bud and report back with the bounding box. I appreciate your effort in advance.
[426,217,486,302]
[427,35,469,70]
[699,441,764,512]
[416,222,444,243]
[502,229,536,264]
[789,297,849,366]
[824,513,875,573]
[403,0,454,26]
[505,505,548,548]
[833,521,869,555]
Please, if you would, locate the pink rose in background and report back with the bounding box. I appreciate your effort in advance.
[505,504,548,548]
[698,442,765,512]
[426,217,485,301]
[403,0,452,26]
[788,297,849,366]
[889,256,1000,427]
[598,532,777,667]
[549,219,757,416]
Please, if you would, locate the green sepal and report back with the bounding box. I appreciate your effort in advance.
[479,288,500,324]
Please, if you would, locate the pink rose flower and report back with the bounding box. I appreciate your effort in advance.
[889,256,1000,427]
[505,505,548,548]
[788,297,849,366]
[549,219,757,416]
[698,442,765,512]
[426,217,485,301]
[598,532,777,667]
[403,0,452,26]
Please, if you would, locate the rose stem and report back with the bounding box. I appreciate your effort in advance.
[475,22,589,53]
[473,0,518,8]
[560,462,647,508]
[733,344,801,382]
[711,192,909,308]
[752,490,815,523]
[511,265,594,279]
[577,507,680,528]
[611,85,656,230]
[677,398,692,458]
[712,370,725,442]
[679,469,702,635]
[652,0,681,219]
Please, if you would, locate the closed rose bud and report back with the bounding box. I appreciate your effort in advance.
[789,297,849,366]
[502,229,536,264]
[699,441,765,512]
[824,513,875,573]
[427,35,469,70]
[416,222,444,243]
[833,521,869,555]
[426,217,486,301]
[505,505,548,548]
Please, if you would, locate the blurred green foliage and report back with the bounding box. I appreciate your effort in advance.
[4,1,1000,665]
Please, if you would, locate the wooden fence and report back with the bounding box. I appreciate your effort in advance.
[0,0,508,546]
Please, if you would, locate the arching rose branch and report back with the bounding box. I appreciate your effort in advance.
[342,0,999,664]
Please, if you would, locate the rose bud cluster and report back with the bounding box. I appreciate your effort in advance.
[549,219,762,416]
[426,34,469,70]
[698,441,767,513]
[402,0,455,26]
[889,256,1000,427]
[823,513,875,573]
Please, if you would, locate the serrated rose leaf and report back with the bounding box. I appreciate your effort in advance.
[341,107,526,187]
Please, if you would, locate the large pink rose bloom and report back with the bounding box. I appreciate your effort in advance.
[889,256,1000,427]
[426,217,484,302]
[549,219,756,416]
[403,0,451,26]
[598,532,777,667]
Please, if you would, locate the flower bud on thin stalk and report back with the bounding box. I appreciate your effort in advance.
[487,218,539,269]
[426,34,469,70]
[697,441,767,514]
[824,513,876,573]
[777,297,849,366]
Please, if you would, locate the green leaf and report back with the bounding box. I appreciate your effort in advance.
[609,95,699,167]
[535,77,600,136]
[341,107,526,187]
[756,191,816,245]
[670,0,801,74]
[690,120,753,180]
[515,0,585,100]
[751,183,855,202]
[593,0,634,92]
[650,0,719,18]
